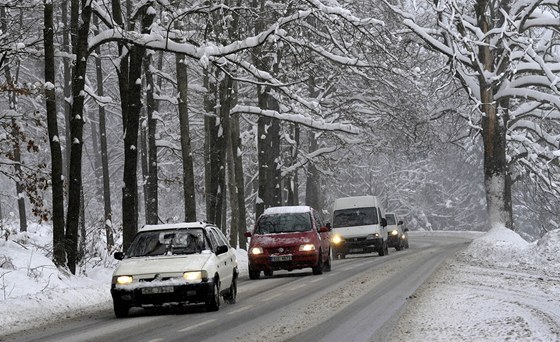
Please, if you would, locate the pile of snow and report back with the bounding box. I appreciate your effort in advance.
[458,225,560,277]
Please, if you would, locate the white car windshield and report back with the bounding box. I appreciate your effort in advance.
[126,228,206,257]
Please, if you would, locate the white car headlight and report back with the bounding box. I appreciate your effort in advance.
[250,247,263,255]
[115,275,133,285]
[391,230,399,236]
[183,270,208,283]
[332,234,343,244]
[299,244,316,252]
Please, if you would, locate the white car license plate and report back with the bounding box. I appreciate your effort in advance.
[271,255,292,262]
[142,286,174,295]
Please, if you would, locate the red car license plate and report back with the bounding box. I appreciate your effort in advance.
[270,255,292,262]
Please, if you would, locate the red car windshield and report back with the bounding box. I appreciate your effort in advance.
[255,212,312,234]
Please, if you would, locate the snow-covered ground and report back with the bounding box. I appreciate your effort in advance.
[1,223,559,341]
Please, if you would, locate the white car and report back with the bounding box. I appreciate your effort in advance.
[110,222,238,317]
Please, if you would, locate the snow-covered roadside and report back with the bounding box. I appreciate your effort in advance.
[386,228,560,341]
[1,224,559,341]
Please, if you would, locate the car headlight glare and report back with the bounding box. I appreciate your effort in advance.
[116,275,133,285]
[183,270,208,283]
[391,230,399,236]
[250,247,263,255]
[299,244,316,251]
[332,234,343,244]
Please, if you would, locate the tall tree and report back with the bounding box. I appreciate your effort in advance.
[387,0,560,230]
[121,3,156,250]
[66,0,93,274]
[43,0,66,267]
[176,54,197,222]
[142,51,159,225]
[92,15,114,249]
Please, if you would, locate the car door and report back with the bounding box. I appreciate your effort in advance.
[208,227,233,290]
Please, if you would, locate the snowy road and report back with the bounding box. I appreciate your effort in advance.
[4,235,472,342]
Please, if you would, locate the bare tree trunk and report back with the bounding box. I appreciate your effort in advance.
[66,0,92,274]
[93,15,113,248]
[43,0,66,267]
[142,53,158,224]
[122,6,155,250]
[305,76,321,211]
[77,187,86,272]
[232,112,248,248]
[62,0,71,194]
[476,0,513,230]
[203,68,225,227]
[176,54,197,222]
[286,124,300,205]
[112,0,130,130]
[305,131,321,210]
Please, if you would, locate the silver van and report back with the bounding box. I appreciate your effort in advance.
[330,196,388,258]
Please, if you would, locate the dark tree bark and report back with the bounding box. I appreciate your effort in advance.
[305,131,321,210]
[93,15,114,249]
[475,0,513,229]
[203,68,225,228]
[66,0,93,274]
[176,54,197,222]
[142,52,158,225]
[43,0,66,267]
[231,110,248,248]
[111,0,130,129]
[286,124,300,205]
[305,77,321,211]
[62,0,71,192]
[12,119,27,232]
[122,6,155,251]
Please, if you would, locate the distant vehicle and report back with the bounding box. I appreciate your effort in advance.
[110,222,238,318]
[330,195,388,258]
[245,206,332,279]
[402,227,410,249]
[385,213,405,251]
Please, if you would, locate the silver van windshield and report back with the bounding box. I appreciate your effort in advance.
[333,207,378,228]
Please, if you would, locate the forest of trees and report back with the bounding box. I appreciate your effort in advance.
[0,0,558,274]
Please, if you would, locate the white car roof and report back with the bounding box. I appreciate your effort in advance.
[263,206,312,215]
[139,222,208,232]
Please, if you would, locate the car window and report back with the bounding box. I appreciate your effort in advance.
[206,229,220,252]
[332,207,379,228]
[126,228,205,257]
[386,214,396,225]
[255,212,312,234]
[211,227,230,247]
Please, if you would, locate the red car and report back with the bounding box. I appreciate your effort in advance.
[245,206,332,279]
